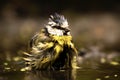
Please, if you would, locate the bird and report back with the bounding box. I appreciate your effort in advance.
[23,13,78,70]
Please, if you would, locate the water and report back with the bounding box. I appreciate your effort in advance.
[0,50,120,80]
[0,62,120,80]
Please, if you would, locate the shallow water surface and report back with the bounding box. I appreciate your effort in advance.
[0,63,120,80]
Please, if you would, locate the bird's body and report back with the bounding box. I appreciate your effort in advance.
[23,13,78,70]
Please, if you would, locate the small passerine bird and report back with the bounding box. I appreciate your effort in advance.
[23,13,78,70]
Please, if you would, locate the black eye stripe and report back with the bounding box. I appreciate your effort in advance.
[52,26,65,30]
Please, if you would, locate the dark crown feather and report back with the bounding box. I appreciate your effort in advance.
[49,13,67,25]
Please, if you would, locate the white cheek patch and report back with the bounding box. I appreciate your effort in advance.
[48,21,56,26]
[47,26,64,36]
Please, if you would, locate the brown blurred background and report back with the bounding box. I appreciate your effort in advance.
[0,0,120,61]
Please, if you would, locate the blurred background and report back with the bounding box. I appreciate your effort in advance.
[0,0,120,61]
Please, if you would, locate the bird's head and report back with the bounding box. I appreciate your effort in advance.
[46,13,70,36]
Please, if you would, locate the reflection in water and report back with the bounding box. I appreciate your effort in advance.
[0,63,120,80]
[23,69,76,80]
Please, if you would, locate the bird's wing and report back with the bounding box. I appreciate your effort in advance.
[23,28,56,69]
[29,28,50,48]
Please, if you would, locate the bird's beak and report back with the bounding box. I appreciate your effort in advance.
[65,27,70,32]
